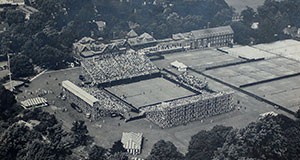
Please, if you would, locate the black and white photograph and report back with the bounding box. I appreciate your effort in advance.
[0,0,300,159]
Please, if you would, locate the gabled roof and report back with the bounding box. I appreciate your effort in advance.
[95,21,106,28]
[127,29,138,38]
[128,32,156,46]
[62,80,99,106]
[121,132,143,150]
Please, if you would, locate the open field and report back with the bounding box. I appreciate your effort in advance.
[106,77,196,108]
[253,39,300,61]
[225,0,265,13]
[220,46,276,60]
[244,75,300,112]
[204,57,300,87]
[153,49,242,70]
[17,67,83,102]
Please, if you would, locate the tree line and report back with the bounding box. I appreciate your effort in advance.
[147,113,300,160]
[232,0,300,45]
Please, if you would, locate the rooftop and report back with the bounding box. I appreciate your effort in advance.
[191,26,234,39]
[20,97,48,109]
[172,25,234,40]
[121,132,143,150]
[62,80,99,106]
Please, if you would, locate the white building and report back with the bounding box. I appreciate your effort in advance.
[171,60,187,72]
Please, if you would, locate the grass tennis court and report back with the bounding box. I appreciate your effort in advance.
[106,77,196,108]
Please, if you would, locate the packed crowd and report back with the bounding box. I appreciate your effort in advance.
[83,86,129,112]
[82,52,159,84]
[164,72,208,92]
[177,72,208,90]
[140,41,187,55]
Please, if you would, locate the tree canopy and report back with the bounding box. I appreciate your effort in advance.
[10,54,34,78]
[147,140,184,160]
[232,0,300,44]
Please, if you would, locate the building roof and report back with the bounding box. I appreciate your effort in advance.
[191,26,234,39]
[95,21,106,28]
[121,132,143,150]
[20,97,48,109]
[172,32,192,40]
[78,37,96,44]
[3,80,24,91]
[62,80,99,106]
[171,60,187,69]
[128,32,156,46]
[127,29,138,38]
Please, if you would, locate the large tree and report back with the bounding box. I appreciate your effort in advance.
[10,54,34,78]
[147,140,184,160]
[110,140,126,154]
[88,145,108,160]
[5,10,26,26]
[186,125,233,160]
[214,115,293,159]
[0,85,18,120]
[71,120,90,147]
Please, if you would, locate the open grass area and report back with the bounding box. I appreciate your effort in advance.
[244,75,300,112]
[106,77,196,108]
[153,49,242,70]
[204,57,300,87]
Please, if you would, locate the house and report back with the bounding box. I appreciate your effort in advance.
[251,22,259,30]
[121,132,143,155]
[95,21,106,31]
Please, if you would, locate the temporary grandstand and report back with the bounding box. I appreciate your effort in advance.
[62,80,99,107]
[141,92,234,128]
[81,51,160,86]
[62,80,100,119]
[62,80,131,120]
